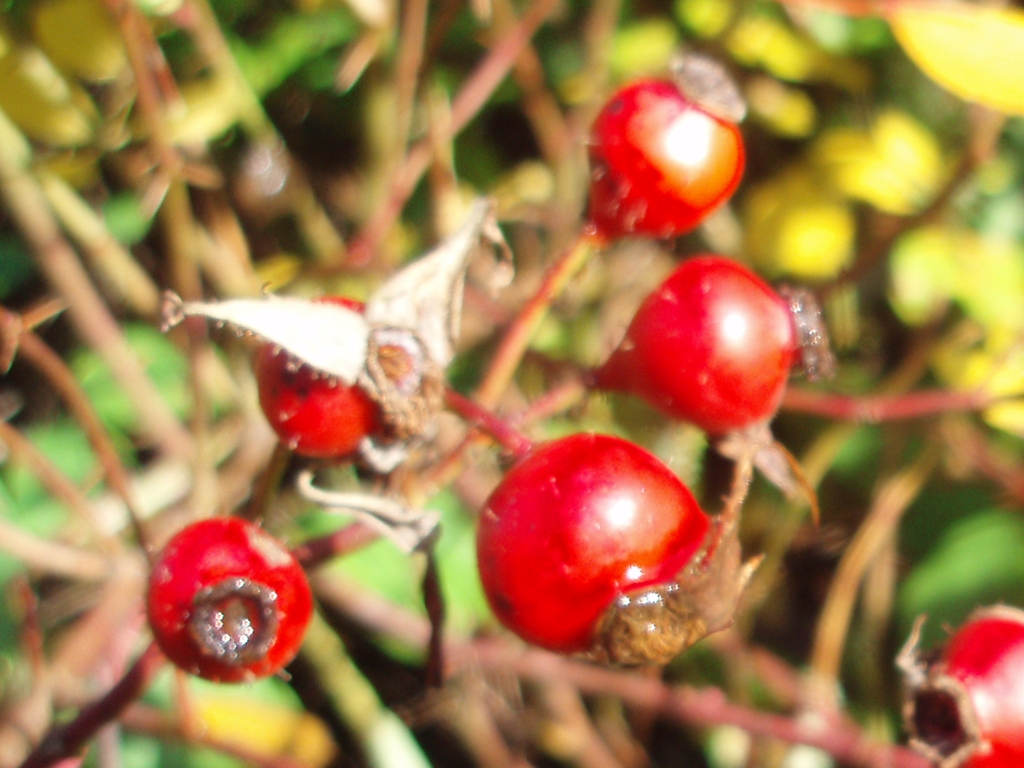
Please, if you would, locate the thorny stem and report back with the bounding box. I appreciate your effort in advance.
[10,326,152,554]
[345,0,562,266]
[809,446,940,701]
[0,420,117,552]
[0,107,194,460]
[291,522,380,570]
[0,517,109,581]
[421,230,601,493]
[242,440,293,521]
[17,299,67,336]
[314,577,931,768]
[782,387,998,423]
[444,389,535,459]
[474,229,604,409]
[18,643,166,768]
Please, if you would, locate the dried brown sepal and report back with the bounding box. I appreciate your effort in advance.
[717,422,820,525]
[188,577,280,665]
[587,455,761,666]
[295,469,441,553]
[778,285,836,382]
[898,616,984,768]
[359,327,446,441]
[670,51,747,125]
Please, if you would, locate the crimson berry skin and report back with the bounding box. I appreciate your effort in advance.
[254,296,381,458]
[147,517,313,683]
[588,78,745,239]
[905,607,1024,768]
[476,433,711,655]
[592,255,798,435]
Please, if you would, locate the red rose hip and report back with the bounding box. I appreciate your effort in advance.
[587,56,746,239]
[147,517,314,683]
[902,606,1024,768]
[592,255,803,435]
[254,296,381,458]
[476,433,712,660]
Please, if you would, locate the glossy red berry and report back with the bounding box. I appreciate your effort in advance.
[147,517,314,683]
[587,58,745,239]
[592,255,801,435]
[903,606,1024,768]
[254,296,382,458]
[476,433,711,658]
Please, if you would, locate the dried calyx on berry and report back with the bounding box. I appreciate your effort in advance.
[587,53,747,239]
[591,256,832,517]
[476,433,762,666]
[146,517,313,683]
[670,51,747,124]
[161,198,512,473]
[899,606,1024,768]
[592,256,835,434]
[588,454,760,665]
[777,285,836,382]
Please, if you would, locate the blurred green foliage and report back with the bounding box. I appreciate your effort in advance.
[4,0,1024,765]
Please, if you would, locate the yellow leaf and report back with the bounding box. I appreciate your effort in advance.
[932,326,1024,436]
[675,0,734,39]
[31,0,126,82]
[725,11,870,91]
[812,110,944,215]
[890,3,1024,115]
[194,693,336,767]
[745,76,817,138]
[743,165,855,281]
[888,225,958,326]
[727,13,818,81]
[609,19,681,78]
[0,39,97,147]
[164,76,249,145]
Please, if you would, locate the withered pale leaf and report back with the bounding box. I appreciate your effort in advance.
[889,3,1024,115]
[161,198,510,424]
[296,469,440,552]
[163,292,369,383]
[365,198,512,368]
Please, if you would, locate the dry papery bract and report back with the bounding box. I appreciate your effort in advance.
[163,198,513,473]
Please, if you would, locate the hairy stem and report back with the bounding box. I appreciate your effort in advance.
[18,643,165,768]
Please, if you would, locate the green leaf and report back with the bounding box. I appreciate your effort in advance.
[801,9,893,54]
[431,489,491,633]
[321,488,490,659]
[0,233,38,300]
[2,420,97,513]
[102,192,154,245]
[898,509,1024,644]
[70,323,190,437]
[229,9,357,97]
